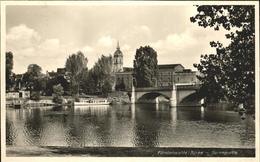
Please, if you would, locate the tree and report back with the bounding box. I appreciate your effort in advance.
[65,51,88,95]
[191,5,255,113]
[133,46,158,87]
[78,68,88,94]
[6,52,14,91]
[45,75,70,96]
[194,53,226,103]
[22,64,44,92]
[52,84,64,104]
[83,55,114,95]
[83,69,98,94]
[102,80,112,96]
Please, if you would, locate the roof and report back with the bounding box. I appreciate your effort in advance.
[119,64,184,72]
[57,68,66,74]
[176,69,196,73]
[114,49,123,57]
[158,64,184,69]
[123,67,133,72]
[115,71,133,75]
[15,74,23,79]
[47,71,57,77]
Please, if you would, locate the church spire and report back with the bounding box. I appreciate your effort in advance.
[117,40,120,50]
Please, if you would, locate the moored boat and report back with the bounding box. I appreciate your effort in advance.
[74,98,111,106]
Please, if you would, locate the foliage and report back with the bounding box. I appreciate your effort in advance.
[30,91,41,101]
[83,55,114,95]
[21,64,44,91]
[82,69,97,94]
[45,75,70,96]
[65,51,88,95]
[115,78,126,91]
[191,5,255,112]
[52,84,64,104]
[102,80,112,96]
[194,53,226,103]
[133,46,158,87]
[78,68,88,94]
[6,52,14,91]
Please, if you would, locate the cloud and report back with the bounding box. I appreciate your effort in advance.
[97,35,115,47]
[121,44,131,51]
[121,25,152,45]
[39,39,60,50]
[6,24,68,73]
[150,25,230,69]
[139,25,151,36]
[152,30,196,53]
[7,24,41,51]
[6,22,231,74]
[82,45,94,53]
[38,39,62,57]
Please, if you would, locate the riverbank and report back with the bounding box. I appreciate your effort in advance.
[6,146,255,157]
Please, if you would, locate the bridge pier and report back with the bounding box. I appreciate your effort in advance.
[155,97,159,104]
[200,98,205,106]
[169,84,177,107]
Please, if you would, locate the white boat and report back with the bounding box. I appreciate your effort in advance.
[74,98,111,106]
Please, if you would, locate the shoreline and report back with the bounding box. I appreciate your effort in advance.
[6,146,255,157]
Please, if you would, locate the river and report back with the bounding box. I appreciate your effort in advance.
[6,104,255,149]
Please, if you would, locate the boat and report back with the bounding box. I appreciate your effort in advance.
[74,98,111,106]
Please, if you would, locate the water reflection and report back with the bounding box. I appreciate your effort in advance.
[130,104,135,119]
[200,106,205,119]
[134,104,160,147]
[6,104,255,148]
[170,107,177,122]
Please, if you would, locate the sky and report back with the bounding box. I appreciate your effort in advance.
[6,5,230,74]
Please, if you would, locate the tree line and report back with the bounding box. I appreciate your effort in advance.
[6,45,160,99]
[5,51,115,99]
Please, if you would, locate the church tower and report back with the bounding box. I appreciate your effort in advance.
[113,41,123,73]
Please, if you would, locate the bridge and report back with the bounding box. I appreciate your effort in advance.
[129,83,202,107]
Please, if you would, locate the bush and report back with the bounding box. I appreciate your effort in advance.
[52,84,64,104]
[30,91,41,101]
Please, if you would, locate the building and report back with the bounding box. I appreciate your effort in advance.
[157,64,184,87]
[6,90,30,99]
[112,42,199,91]
[57,68,66,75]
[46,70,57,79]
[115,70,133,91]
[46,68,69,79]
[157,65,198,87]
[112,41,124,73]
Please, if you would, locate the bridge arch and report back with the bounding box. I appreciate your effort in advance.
[131,84,201,106]
[178,91,202,105]
[137,92,170,102]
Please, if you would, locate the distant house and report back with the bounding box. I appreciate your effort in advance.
[57,68,66,75]
[46,68,69,79]
[6,92,19,99]
[19,90,30,98]
[6,90,30,99]
[46,71,57,79]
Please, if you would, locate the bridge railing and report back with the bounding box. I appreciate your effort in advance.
[135,87,171,91]
[134,83,201,91]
